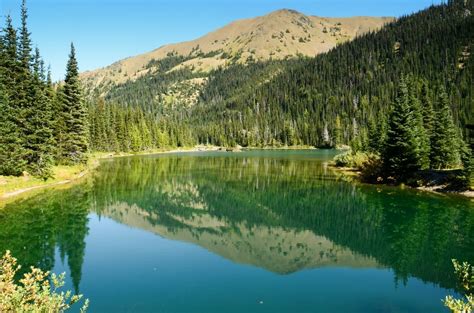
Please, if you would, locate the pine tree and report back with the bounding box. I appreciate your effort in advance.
[26,48,55,179]
[333,115,343,147]
[420,81,435,134]
[382,78,420,182]
[407,78,430,169]
[58,43,89,164]
[18,0,32,71]
[0,16,27,176]
[430,87,461,169]
[420,81,435,164]
[0,79,26,176]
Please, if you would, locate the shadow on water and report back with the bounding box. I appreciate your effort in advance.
[0,150,473,294]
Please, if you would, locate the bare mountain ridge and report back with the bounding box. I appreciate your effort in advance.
[81,9,393,91]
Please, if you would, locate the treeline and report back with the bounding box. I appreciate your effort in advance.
[0,1,88,179]
[188,0,473,148]
[88,99,195,152]
[96,0,473,153]
[367,75,471,184]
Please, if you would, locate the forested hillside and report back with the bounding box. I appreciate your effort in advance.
[88,0,473,154]
[190,0,473,148]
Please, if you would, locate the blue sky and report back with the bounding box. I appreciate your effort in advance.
[1,0,443,80]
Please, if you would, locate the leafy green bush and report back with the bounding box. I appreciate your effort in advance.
[0,250,89,312]
[359,154,384,183]
[333,152,353,167]
[333,151,375,169]
[443,259,473,313]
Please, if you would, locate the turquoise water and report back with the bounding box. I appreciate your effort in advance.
[0,150,472,312]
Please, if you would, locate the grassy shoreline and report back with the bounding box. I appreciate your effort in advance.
[0,145,322,202]
[0,145,227,203]
[328,161,474,199]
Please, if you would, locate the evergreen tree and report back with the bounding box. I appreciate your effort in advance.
[333,115,343,147]
[0,15,27,176]
[58,43,89,164]
[382,78,420,181]
[430,87,461,169]
[26,48,55,179]
[0,80,26,176]
[407,78,430,169]
[420,81,435,134]
[18,0,32,71]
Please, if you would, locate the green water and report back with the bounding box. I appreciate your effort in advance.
[0,150,472,313]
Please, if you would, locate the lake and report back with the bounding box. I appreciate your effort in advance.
[0,150,472,313]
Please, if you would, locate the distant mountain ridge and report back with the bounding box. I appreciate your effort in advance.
[81,9,392,94]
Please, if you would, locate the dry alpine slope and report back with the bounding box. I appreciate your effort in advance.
[81,9,392,93]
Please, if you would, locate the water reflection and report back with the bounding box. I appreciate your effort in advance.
[91,154,473,290]
[0,182,90,293]
[0,151,473,295]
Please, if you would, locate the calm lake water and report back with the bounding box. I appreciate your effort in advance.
[0,150,473,313]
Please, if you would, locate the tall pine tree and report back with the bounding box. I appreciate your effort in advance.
[0,15,27,176]
[382,77,420,182]
[430,87,461,169]
[58,43,89,164]
[27,48,55,179]
[407,77,430,170]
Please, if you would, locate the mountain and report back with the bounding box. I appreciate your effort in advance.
[189,0,473,148]
[81,9,391,96]
[87,0,473,153]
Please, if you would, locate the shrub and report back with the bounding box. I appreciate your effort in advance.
[333,151,374,169]
[333,151,352,167]
[443,259,473,313]
[0,250,89,312]
[359,154,384,183]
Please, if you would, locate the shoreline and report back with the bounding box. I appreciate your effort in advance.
[7,146,467,203]
[0,145,322,202]
[0,146,221,202]
[2,144,274,202]
[329,164,474,199]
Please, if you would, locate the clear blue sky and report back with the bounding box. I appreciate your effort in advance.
[1,0,443,80]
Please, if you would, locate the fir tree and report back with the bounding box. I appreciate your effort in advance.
[18,0,32,71]
[333,115,343,147]
[382,78,420,182]
[0,79,26,176]
[26,48,55,179]
[58,43,89,164]
[430,87,461,169]
[420,81,435,134]
[407,77,430,169]
[0,15,27,176]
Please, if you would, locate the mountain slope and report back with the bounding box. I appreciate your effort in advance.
[189,0,473,147]
[81,9,391,94]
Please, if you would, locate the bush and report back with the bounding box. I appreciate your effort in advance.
[0,250,89,312]
[359,154,384,183]
[443,259,473,313]
[333,151,375,169]
[333,151,353,167]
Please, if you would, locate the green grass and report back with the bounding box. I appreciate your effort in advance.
[0,164,87,196]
